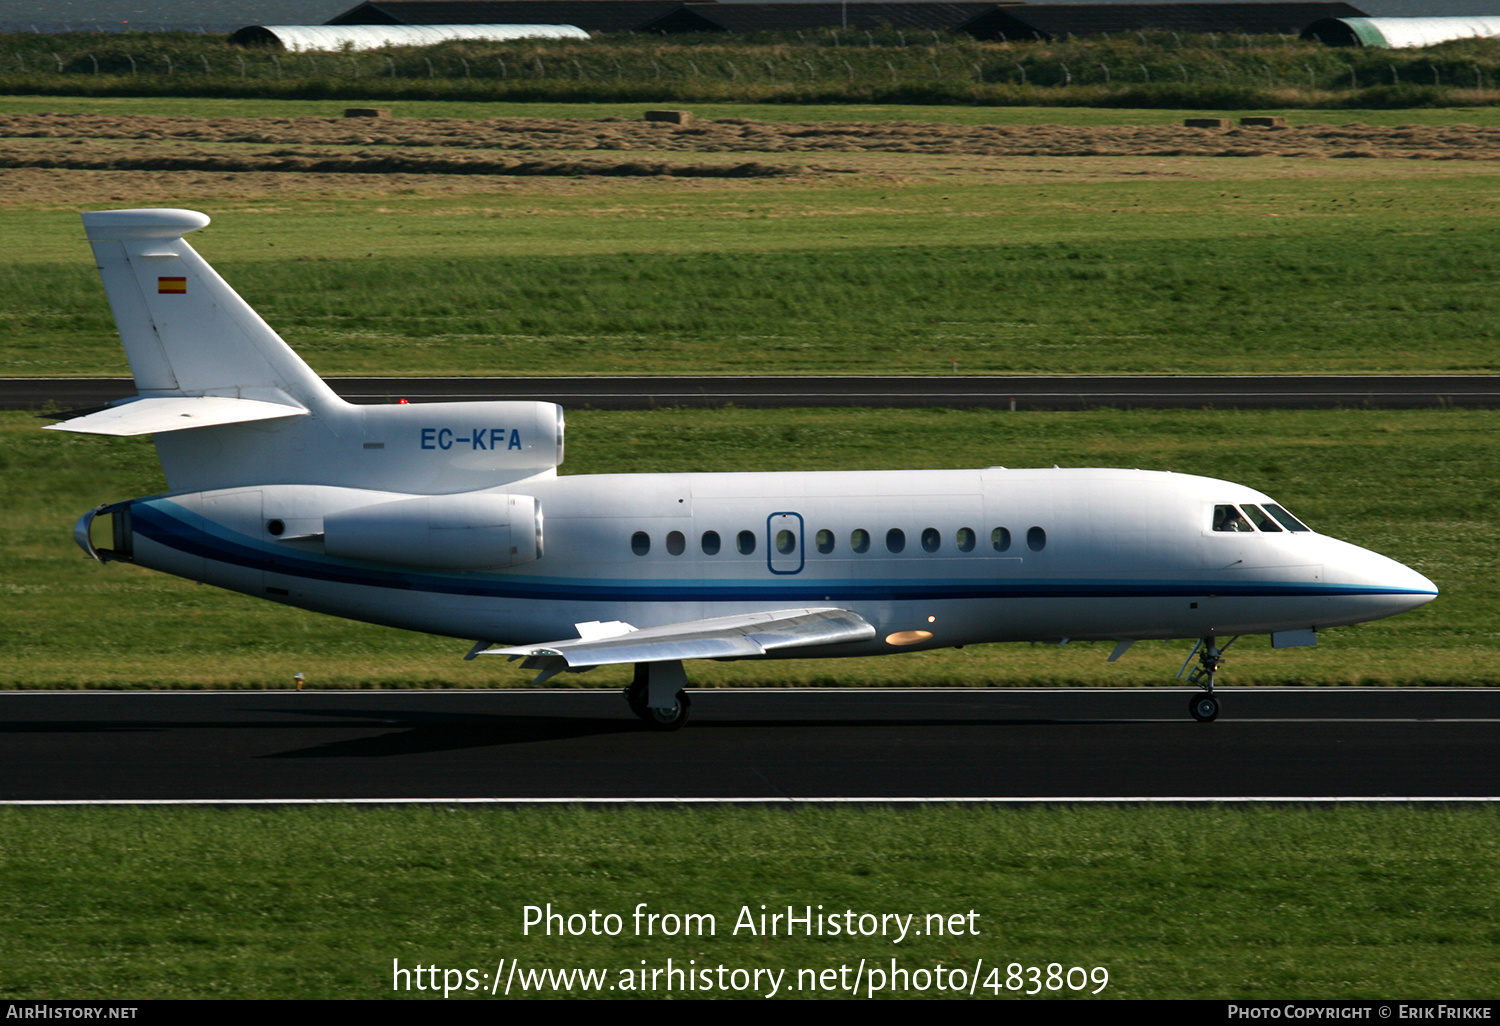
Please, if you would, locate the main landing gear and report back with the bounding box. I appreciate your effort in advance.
[1179,636,1237,723]
[624,660,692,731]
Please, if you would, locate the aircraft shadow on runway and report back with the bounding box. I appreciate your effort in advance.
[0,706,1187,762]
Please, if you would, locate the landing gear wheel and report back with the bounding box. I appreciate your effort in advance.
[644,690,691,731]
[624,661,692,731]
[1189,693,1220,723]
[624,678,648,719]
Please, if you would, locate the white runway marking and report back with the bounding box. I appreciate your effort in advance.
[4,796,1499,806]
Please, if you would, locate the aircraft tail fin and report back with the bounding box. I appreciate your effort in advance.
[73,209,562,496]
[80,208,341,413]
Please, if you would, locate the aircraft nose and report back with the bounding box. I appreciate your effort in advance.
[1322,538,1437,620]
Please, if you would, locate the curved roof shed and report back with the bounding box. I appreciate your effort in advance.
[1303,16,1500,47]
[230,24,588,50]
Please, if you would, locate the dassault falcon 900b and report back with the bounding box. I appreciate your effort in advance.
[53,209,1437,728]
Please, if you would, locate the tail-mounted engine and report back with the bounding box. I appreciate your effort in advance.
[324,492,543,570]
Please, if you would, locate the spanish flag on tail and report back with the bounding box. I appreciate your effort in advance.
[157,276,186,294]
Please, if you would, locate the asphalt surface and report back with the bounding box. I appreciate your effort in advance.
[3,688,1497,802]
[9,375,1500,413]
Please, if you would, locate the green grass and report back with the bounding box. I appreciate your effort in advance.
[5,406,1493,690]
[1,804,1497,999]
[8,172,1500,377]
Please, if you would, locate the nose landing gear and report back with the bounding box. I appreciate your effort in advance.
[1179,636,1237,722]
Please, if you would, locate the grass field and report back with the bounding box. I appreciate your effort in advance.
[1,804,1498,999]
[6,149,1500,376]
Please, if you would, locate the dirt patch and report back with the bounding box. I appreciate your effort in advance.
[8,112,1500,160]
[6,112,1499,208]
[0,140,794,179]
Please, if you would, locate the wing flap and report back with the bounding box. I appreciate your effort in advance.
[483,607,874,669]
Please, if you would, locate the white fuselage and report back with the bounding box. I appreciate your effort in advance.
[112,466,1436,657]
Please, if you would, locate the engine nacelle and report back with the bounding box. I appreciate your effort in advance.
[324,492,542,570]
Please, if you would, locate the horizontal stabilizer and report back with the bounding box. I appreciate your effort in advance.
[43,395,308,436]
[482,607,875,669]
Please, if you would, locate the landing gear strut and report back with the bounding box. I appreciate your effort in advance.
[1179,636,1237,723]
[624,660,691,731]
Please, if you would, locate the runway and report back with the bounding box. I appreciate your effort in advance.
[7,375,1500,413]
[3,688,1497,803]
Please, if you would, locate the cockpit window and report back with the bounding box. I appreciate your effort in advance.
[1264,504,1311,532]
[1241,505,1283,533]
[1213,504,1254,532]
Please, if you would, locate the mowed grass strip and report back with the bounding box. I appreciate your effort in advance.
[4,406,1492,690]
[6,170,1500,376]
[0,804,1497,999]
[16,95,1500,125]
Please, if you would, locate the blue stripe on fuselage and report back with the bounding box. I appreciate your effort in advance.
[129,499,1431,604]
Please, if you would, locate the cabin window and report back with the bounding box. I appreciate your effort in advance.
[851,529,870,554]
[1241,505,1282,533]
[815,529,835,554]
[666,530,686,555]
[956,527,976,552]
[887,529,906,553]
[921,528,941,553]
[992,527,1011,552]
[701,530,720,555]
[737,530,756,555]
[631,531,650,556]
[1264,504,1311,532]
[1027,526,1047,552]
[776,529,796,555]
[1213,505,1254,532]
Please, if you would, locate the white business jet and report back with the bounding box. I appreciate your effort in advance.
[53,209,1437,728]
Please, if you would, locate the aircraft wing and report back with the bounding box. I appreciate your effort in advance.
[477,607,875,679]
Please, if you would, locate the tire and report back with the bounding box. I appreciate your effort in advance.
[644,690,691,731]
[1189,693,1220,723]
